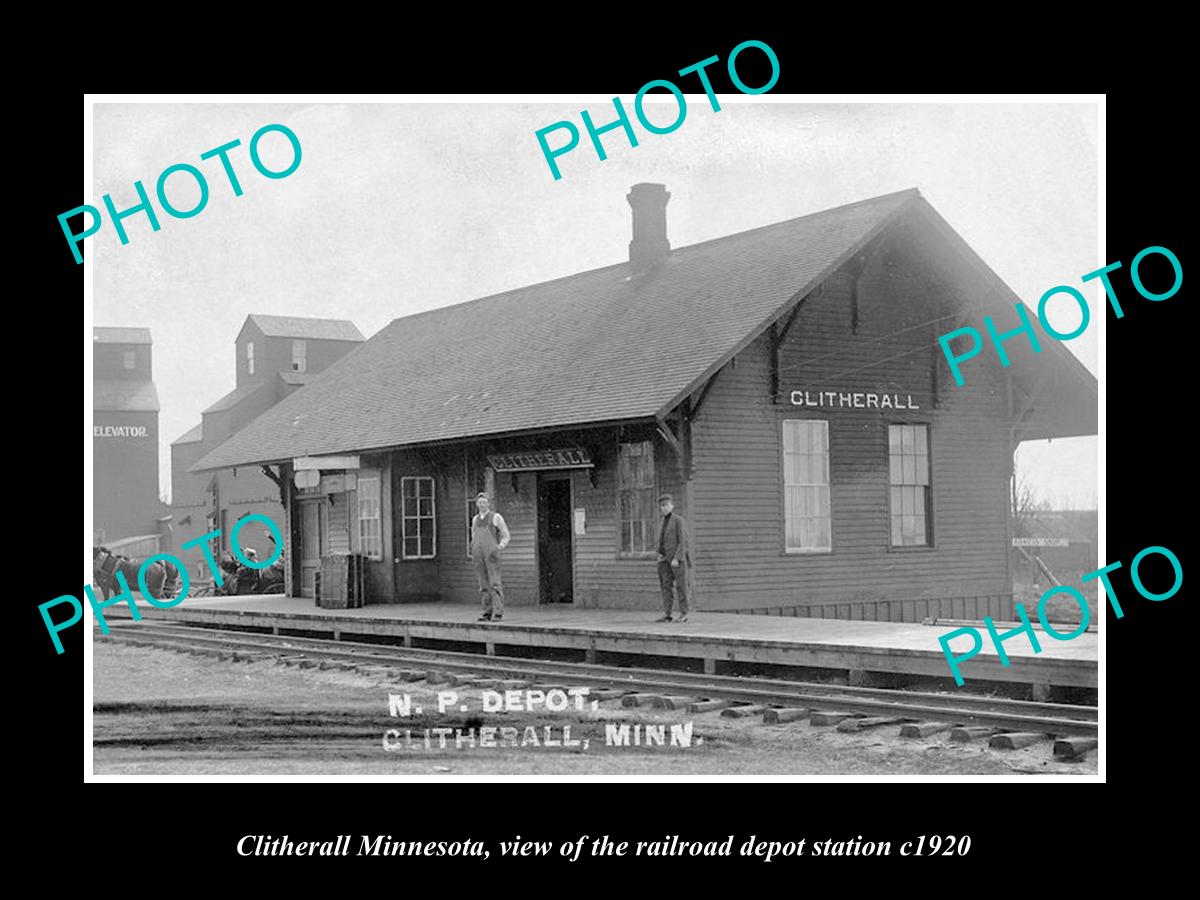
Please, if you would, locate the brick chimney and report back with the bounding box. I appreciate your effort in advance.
[627,183,671,274]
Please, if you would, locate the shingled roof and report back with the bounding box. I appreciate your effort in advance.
[95,380,160,412]
[244,314,365,342]
[203,382,265,415]
[94,327,152,345]
[194,187,1097,472]
[194,189,919,471]
[171,422,203,445]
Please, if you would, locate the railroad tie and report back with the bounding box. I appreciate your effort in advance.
[232,651,270,663]
[446,673,486,686]
[497,679,530,690]
[837,716,904,733]
[656,696,699,711]
[762,707,809,724]
[988,732,1048,750]
[622,693,664,708]
[949,726,1000,742]
[720,704,768,718]
[529,683,568,693]
[276,655,308,667]
[689,699,736,714]
[901,722,954,739]
[808,711,857,727]
[1053,737,1099,761]
[422,670,454,684]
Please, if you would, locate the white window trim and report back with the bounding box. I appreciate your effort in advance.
[246,341,255,375]
[887,423,932,548]
[356,473,382,561]
[782,419,833,554]
[292,339,307,373]
[401,476,437,560]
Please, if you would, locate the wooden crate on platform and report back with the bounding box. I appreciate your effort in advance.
[316,554,365,609]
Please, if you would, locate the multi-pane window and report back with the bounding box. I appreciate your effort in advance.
[357,474,382,560]
[783,420,831,552]
[618,440,657,555]
[401,476,436,559]
[122,351,136,370]
[889,424,931,547]
[292,339,307,372]
[246,341,255,375]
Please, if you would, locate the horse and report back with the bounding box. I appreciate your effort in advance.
[92,547,182,602]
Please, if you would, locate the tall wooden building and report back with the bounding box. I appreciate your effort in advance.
[170,315,364,575]
[93,327,161,545]
[194,186,1096,621]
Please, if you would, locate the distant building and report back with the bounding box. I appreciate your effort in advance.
[94,327,161,545]
[170,315,365,575]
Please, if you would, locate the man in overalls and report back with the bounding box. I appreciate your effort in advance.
[471,492,511,621]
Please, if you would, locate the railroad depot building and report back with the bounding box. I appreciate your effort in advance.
[194,186,1096,621]
[94,327,161,545]
[170,315,364,574]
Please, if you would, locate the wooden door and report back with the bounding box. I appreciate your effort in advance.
[299,499,328,598]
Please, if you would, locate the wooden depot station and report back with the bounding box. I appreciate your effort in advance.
[183,185,1098,694]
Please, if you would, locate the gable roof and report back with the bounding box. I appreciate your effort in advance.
[94,327,151,345]
[194,189,920,472]
[202,382,265,415]
[171,422,203,445]
[243,314,365,342]
[95,380,159,412]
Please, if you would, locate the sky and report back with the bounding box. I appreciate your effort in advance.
[91,100,1098,508]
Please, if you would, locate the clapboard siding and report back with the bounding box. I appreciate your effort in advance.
[691,224,1012,616]
[570,428,686,609]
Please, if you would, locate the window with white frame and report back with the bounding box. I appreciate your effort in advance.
[782,419,831,552]
[357,473,382,560]
[246,341,255,375]
[401,476,436,559]
[122,351,136,370]
[889,424,931,546]
[618,439,657,556]
[292,339,307,372]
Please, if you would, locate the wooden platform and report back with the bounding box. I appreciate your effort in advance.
[105,595,1097,690]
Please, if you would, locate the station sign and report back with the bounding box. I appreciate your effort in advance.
[488,448,593,472]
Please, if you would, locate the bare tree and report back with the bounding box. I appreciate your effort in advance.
[1011,466,1051,534]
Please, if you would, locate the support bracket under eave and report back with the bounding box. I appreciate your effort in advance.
[656,401,692,481]
[770,292,810,400]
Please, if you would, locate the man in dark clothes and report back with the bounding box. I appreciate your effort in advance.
[655,492,690,622]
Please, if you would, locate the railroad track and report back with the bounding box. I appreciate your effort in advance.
[97,621,1099,761]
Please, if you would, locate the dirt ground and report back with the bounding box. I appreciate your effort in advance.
[92,641,1097,776]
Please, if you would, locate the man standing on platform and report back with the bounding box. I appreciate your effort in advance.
[471,492,511,621]
[655,493,690,623]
